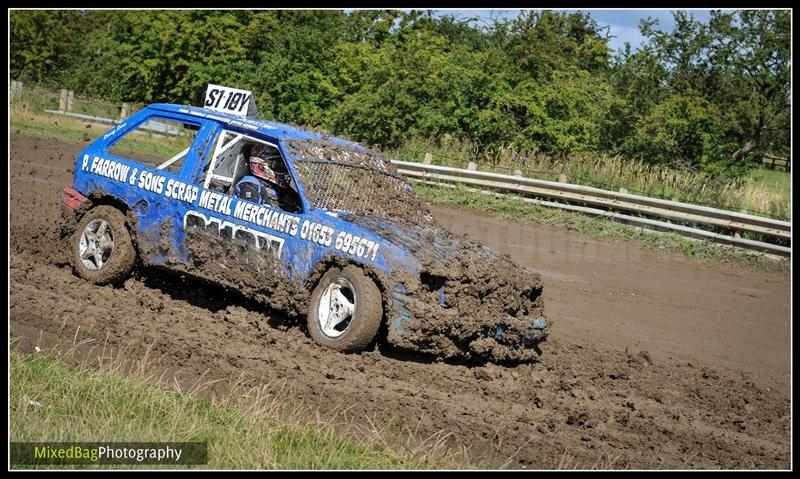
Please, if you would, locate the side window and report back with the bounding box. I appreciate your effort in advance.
[201,131,302,213]
[107,117,200,174]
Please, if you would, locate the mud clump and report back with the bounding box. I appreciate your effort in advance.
[134,218,175,262]
[159,219,174,256]
[348,213,548,363]
[180,228,309,317]
[397,241,546,363]
[286,137,398,174]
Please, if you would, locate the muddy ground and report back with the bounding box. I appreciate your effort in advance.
[9,134,791,469]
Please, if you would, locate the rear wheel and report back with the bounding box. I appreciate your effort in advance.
[71,205,136,285]
[307,265,383,352]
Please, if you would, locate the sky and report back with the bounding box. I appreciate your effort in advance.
[434,9,717,52]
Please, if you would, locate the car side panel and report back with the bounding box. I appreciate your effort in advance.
[73,109,218,266]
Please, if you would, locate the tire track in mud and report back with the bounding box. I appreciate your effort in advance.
[9,134,790,469]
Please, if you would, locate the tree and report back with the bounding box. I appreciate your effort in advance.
[706,10,791,167]
[10,10,90,85]
[623,94,726,171]
[504,10,611,81]
[626,10,791,173]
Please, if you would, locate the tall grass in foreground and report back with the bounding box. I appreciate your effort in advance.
[392,137,790,220]
[9,341,470,470]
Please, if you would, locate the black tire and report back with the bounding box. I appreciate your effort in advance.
[307,265,383,352]
[71,205,136,285]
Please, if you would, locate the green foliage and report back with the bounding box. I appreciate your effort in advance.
[505,10,611,81]
[514,71,620,156]
[609,10,791,177]
[623,94,726,170]
[10,9,791,178]
[10,11,90,86]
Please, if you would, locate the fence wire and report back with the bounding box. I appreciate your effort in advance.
[293,160,431,224]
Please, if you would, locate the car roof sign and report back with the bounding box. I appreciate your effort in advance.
[203,84,258,119]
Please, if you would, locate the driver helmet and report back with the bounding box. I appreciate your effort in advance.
[248,145,279,185]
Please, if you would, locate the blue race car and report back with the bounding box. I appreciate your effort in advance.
[61,102,547,362]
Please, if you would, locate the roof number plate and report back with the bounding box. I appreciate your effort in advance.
[204,84,258,118]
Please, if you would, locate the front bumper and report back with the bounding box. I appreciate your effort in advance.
[387,290,548,363]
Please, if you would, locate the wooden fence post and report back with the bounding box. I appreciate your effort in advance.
[558,173,568,183]
[59,89,68,111]
[120,102,130,121]
[66,90,74,112]
[10,80,23,98]
[423,152,433,165]
[467,162,477,171]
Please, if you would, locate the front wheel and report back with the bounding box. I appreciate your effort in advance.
[307,265,383,352]
[71,205,137,285]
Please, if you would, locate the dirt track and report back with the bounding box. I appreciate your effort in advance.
[9,134,791,469]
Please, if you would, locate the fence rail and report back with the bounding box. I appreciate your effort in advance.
[393,161,791,257]
[44,110,180,137]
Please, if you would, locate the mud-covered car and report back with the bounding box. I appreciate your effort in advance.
[61,100,548,362]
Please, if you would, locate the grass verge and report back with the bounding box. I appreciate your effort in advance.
[11,107,114,146]
[747,168,791,204]
[10,346,463,470]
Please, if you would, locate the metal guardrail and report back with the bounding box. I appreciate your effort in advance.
[45,110,117,125]
[44,110,180,136]
[394,161,791,257]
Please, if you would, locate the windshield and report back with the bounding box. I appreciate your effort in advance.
[286,138,433,225]
[293,160,432,225]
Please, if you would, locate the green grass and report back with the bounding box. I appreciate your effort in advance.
[11,107,194,164]
[413,182,782,269]
[10,349,462,469]
[748,168,791,203]
[11,108,114,146]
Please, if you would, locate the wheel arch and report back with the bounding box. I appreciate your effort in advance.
[306,257,390,297]
[84,191,130,215]
[83,191,142,252]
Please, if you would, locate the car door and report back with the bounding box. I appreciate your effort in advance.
[101,111,217,266]
[181,127,313,287]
